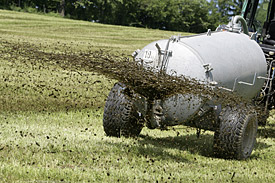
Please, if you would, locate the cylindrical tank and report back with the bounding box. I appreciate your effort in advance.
[135,31,267,126]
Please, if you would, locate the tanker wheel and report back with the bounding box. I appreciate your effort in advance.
[213,106,258,160]
[103,83,143,137]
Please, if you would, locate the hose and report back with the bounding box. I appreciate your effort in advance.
[232,15,249,35]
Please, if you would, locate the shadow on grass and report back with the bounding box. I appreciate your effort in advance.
[101,133,213,161]
[138,133,214,158]
[101,138,190,163]
[102,132,271,161]
[258,125,275,139]
[139,133,271,160]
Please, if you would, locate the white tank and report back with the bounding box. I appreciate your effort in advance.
[135,31,267,125]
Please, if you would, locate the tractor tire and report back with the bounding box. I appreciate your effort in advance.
[213,106,258,160]
[103,83,143,137]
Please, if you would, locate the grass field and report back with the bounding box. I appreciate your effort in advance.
[0,9,274,182]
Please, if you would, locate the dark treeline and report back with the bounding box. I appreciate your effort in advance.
[0,0,244,33]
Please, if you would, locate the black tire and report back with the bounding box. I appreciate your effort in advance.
[213,106,258,160]
[103,83,143,137]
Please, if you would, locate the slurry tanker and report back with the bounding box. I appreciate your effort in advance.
[103,0,275,159]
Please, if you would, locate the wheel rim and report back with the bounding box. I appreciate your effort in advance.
[242,116,256,156]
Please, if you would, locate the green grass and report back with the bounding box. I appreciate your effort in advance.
[0,9,274,182]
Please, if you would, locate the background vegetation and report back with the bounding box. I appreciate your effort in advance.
[0,0,244,33]
[0,9,274,182]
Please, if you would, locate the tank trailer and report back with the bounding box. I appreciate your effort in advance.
[103,0,275,160]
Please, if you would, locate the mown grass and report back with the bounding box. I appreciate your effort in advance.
[0,9,274,182]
